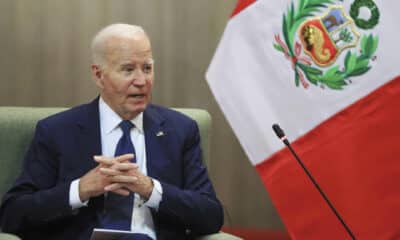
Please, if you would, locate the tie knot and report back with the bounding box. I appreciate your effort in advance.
[119,120,134,135]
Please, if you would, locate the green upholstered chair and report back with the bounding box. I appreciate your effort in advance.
[0,233,20,240]
[0,107,241,240]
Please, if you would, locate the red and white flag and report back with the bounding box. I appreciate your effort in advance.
[207,0,400,239]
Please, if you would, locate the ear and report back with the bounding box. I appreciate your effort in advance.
[91,64,104,89]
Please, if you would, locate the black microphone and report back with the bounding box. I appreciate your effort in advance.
[272,124,356,240]
[272,124,288,145]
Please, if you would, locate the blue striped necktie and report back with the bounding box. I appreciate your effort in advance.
[101,120,136,230]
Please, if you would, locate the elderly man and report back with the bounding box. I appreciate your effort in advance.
[0,24,223,240]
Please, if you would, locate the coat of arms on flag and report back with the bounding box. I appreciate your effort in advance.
[273,0,380,90]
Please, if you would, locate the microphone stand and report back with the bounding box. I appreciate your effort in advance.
[272,124,356,240]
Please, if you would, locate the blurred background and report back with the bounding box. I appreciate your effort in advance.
[0,0,286,233]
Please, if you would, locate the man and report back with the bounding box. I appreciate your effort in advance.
[0,23,223,240]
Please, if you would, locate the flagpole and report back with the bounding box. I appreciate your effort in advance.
[272,124,356,240]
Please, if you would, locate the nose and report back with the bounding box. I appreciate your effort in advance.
[131,69,146,86]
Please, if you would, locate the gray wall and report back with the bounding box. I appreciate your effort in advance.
[0,0,285,230]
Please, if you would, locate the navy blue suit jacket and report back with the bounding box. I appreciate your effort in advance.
[0,98,223,240]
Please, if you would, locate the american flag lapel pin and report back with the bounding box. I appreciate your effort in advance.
[156,131,165,137]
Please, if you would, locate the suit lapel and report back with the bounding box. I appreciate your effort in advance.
[143,105,168,179]
[76,97,102,176]
[75,97,104,210]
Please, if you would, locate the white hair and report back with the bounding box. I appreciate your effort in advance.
[91,23,146,67]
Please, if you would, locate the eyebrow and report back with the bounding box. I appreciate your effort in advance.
[146,59,155,64]
[122,59,154,66]
[120,60,154,67]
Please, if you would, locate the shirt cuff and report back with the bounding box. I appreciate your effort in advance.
[69,179,89,209]
[144,179,163,210]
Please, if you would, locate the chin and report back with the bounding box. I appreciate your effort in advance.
[125,104,147,116]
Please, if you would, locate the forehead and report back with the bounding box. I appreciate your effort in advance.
[105,34,153,65]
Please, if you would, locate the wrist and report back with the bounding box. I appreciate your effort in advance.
[142,177,154,201]
[78,179,91,202]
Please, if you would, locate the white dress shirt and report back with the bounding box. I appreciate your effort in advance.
[69,97,163,239]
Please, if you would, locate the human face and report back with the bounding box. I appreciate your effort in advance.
[92,34,154,120]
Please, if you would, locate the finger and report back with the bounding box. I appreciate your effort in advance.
[104,183,123,192]
[105,183,131,196]
[99,167,122,176]
[111,175,138,183]
[114,154,135,163]
[111,163,139,171]
[110,188,130,196]
[95,154,135,166]
[94,155,114,165]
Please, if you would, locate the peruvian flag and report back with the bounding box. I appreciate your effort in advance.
[206,0,400,239]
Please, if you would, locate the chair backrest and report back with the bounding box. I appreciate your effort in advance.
[0,106,211,198]
[0,233,20,240]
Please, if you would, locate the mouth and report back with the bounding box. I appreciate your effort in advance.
[128,94,145,99]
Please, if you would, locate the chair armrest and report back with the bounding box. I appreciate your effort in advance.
[196,232,243,240]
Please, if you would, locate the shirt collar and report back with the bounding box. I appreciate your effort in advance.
[99,97,144,134]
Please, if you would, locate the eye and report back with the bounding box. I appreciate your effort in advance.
[143,64,153,73]
[124,67,134,73]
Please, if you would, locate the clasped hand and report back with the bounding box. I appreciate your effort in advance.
[79,153,154,202]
